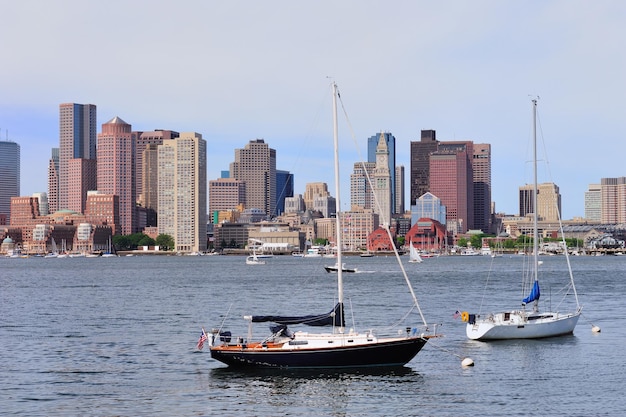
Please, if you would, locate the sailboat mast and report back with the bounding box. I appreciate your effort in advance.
[532,99,539,306]
[332,82,344,307]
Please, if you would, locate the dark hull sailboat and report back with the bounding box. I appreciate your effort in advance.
[208,82,436,369]
[210,336,429,369]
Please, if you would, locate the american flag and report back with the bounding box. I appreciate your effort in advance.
[197,329,207,350]
[453,310,461,319]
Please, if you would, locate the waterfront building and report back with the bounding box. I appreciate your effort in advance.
[58,103,97,212]
[339,209,379,251]
[230,139,276,216]
[97,117,135,234]
[411,192,446,226]
[158,132,207,253]
[0,139,20,223]
[85,191,119,235]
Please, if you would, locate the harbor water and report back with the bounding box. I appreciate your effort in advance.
[1,254,623,416]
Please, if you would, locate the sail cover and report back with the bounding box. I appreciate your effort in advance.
[522,281,541,304]
[251,302,345,327]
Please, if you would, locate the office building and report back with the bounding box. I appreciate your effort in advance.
[0,139,20,223]
[97,116,135,234]
[230,139,276,216]
[410,129,438,205]
[304,182,330,212]
[600,177,626,224]
[584,184,602,222]
[429,142,473,234]
[350,162,375,211]
[158,132,207,253]
[134,129,179,208]
[276,170,294,216]
[58,103,97,212]
[472,143,492,232]
[47,148,59,213]
[519,182,561,221]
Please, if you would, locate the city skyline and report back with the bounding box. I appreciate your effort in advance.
[2,2,625,220]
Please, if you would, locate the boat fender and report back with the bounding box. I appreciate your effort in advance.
[461,311,470,322]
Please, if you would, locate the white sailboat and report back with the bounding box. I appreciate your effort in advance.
[408,240,423,263]
[208,82,436,368]
[464,98,581,340]
[45,238,59,258]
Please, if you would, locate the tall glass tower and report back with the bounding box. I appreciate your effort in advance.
[0,139,20,223]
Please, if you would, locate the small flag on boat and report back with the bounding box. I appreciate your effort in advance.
[197,328,207,350]
[453,310,461,319]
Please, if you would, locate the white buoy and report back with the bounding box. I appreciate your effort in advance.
[462,357,474,367]
[592,325,601,333]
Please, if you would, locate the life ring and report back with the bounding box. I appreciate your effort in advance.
[461,311,470,322]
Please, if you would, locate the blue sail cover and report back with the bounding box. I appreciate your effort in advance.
[522,281,541,304]
[251,302,345,327]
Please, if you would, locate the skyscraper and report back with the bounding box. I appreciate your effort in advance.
[230,139,276,216]
[58,103,97,212]
[276,170,294,216]
[410,130,438,205]
[472,143,492,232]
[429,145,471,234]
[158,132,207,253]
[584,184,601,222]
[368,132,397,214]
[0,139,20,223]
[97,116,135,234]
[373,133,392,226]
[600,177,626,224]
[134,129,179,208]
[47,148,59,213]
[519,182,561,221]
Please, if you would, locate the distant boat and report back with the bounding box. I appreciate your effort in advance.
[324,263,358,273]
[102,236,118,258]
[45,238,59,258]
[408,240,423,263]
[463,99,582,340]
[208,82,436,369]
[246,251,266,265]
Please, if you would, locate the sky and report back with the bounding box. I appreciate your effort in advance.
[2,1,625,220]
